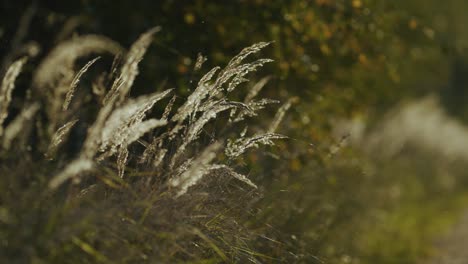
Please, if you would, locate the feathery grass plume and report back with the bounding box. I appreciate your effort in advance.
[81,26,160,159]
[48,36,284,197]
[208,164,257,189]
[268,97,297,133]
[172,43,272,124]
[62,57,100,111]
[168,44,274,167]
[93,89,171,156]
[210,58,273,98]
[229,78,276,123]
[212,42,272,95]
[103,27,161,105]
[226,58,274,92]
[98,90,172,157]
[90,54,122,103]
[108,53,123,85]
[169,142,222,196]
[33,35,124,133]
[162,95,176,120]
[2,103,40,150]
[226,133,287,159]
[231,98,279,122]
[48,158,94,189]
[50,88,170,188]
[226,42,272,69]
[45,119,79,159]
[185,100,238,142]
[170,100,243,167]
[171,66,221,122]
[0,57,27,136]
[123,119,167,146]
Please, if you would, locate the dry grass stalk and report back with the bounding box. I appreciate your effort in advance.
[268,97,297,133]
[46,119,79,159]
[103,27,160,105]
[63,57,100,111]
[0,57,27,136]
[169,142,222,196]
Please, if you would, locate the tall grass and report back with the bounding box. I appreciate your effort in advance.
[0,27,293,262]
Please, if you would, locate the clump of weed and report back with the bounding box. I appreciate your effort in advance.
[0,26,293,262]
